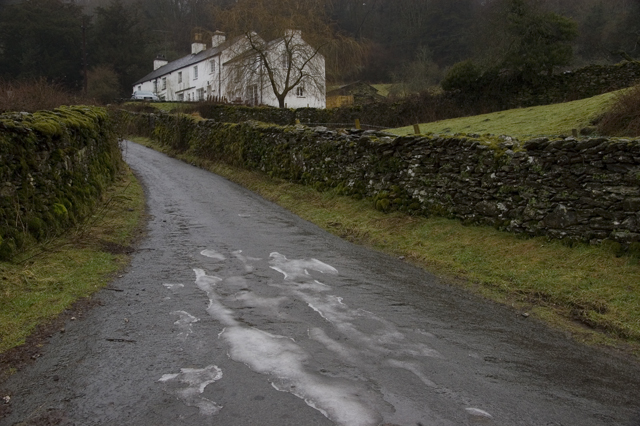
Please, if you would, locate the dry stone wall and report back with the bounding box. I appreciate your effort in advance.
[127,112,640,249]
[0,106,121,259]
[187,62,640,130]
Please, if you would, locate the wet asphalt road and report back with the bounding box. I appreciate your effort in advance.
[2,141,640,426]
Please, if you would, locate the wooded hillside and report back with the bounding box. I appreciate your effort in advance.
[0,0,638,98]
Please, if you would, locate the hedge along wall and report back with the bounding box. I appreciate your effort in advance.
[0,106,122,260]
[125,111,640,250]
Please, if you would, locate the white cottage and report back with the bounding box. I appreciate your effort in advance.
[132,30,326,108]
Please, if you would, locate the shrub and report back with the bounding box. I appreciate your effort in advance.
[441,60,482,92]
[596,84,640,136]
[0,78,85,113]
[87,66,121,104]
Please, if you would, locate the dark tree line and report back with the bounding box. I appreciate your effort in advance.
[0,0,638,99]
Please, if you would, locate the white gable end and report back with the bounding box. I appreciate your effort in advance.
[133,31,326,109]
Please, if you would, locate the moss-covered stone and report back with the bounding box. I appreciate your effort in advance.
[122,110,640,250]
[0,106,121,260]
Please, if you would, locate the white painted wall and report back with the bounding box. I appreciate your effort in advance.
[258,34,325,109]
[134,32,325,109]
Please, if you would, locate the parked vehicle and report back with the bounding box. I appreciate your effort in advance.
[131,91,159,101]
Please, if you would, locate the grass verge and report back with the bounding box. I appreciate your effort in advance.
[131,135,640,357]
[0,167,145,355]
[389,90,619,138]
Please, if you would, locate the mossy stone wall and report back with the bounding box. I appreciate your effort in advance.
[0,106,121,259]
[126,111,640,248]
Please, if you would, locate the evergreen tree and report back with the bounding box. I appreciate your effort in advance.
[90,0,152,96]
[0,0,84,89]
[475,0,577,80]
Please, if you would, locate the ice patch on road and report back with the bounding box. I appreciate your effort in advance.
[269,252,338,281]
[189,251,449,424]
[201,249,225,261]
[171,311,199,340]
[221,326,382,426]
[302,292,443,360]
[233,291,287,310]
[466,407,493,417]
[163,283,184,290]
[233,250,261,272]
[193,267,381,426]
[194,268,236,326]
[387,359,437,388]
[308,327,358,360]
[158,365,223,416]
[272,279,332,292]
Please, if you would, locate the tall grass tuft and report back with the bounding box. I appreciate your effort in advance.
[0,78,85,113]
[597,84,640,136]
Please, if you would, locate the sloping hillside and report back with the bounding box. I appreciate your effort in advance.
[389,91,619,138]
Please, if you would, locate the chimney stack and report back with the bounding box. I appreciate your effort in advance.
[154,55,168,70]
[192,32,206,54]
[211,30,226,48]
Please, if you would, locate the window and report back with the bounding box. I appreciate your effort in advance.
[197,88,204,101]
[193,65,198,80]
[282,53,290,69]
[247,85,258,106]
[137,85,142,91]
[178,72,182,83]
[210,59,216,75]
[153,80,158,93]
[178,93,184,101]
[161,77,166,90]
[295,84,305,97]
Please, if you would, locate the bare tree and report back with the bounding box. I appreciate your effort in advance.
[213,0,367,107]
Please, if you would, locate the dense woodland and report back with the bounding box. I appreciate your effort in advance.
[0,0,639,100]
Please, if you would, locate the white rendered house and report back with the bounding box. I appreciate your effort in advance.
[132,30,326,108]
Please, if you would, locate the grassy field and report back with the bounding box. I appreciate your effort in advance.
[389,91,619,138]
[0,167,145,354]
[131,134,640,357]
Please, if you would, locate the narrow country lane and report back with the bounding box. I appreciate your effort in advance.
[2,141,640,426]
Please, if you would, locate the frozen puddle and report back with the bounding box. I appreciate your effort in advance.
[159,365,223,416]
[171,310,199,340]
[193,266,382,426]
[183,250,493,425]
[200,249,225,261]
[163,283,184,290]
[222,327,382,426]
[269,252,338,281]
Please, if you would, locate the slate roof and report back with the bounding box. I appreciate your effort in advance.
[222,36,279,66]
[133,38,238,85]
